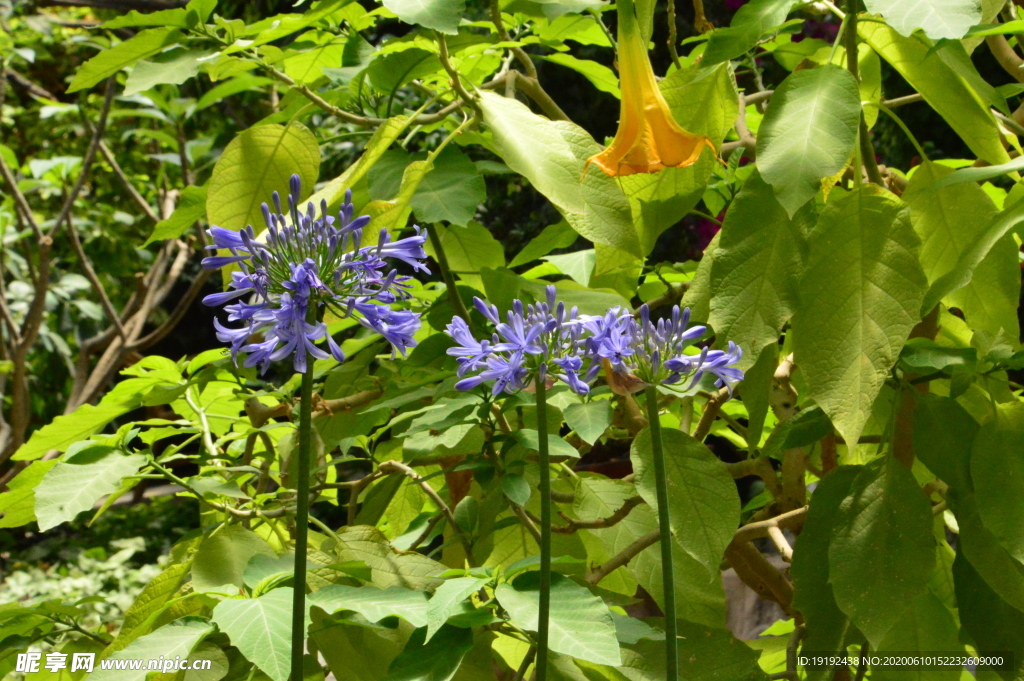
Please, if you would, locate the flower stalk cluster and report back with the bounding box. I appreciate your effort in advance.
[201,174,428,374]
[445,290,743,681]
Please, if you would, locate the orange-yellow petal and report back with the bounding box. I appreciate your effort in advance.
[587,2,715,177]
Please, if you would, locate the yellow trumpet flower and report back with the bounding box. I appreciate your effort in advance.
[587,0,715,177]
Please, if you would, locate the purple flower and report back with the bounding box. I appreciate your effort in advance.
[446,285,594,396]
[201,175,426,374]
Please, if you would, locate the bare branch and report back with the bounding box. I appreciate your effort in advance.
[586,530,660,585]
[66,213,127,341]
[692,387,731,441]
[379,460,477,566]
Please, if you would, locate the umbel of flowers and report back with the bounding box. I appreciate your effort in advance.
[201,174,429,681]
[201,174,428,373]
[446,293,743,681]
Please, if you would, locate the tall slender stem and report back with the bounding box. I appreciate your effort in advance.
[535,378,551,681]
[425,223,473,325]
[644,385,677,681]
[290,360,315,681]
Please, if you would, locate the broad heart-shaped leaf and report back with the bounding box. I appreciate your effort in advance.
[921,194,1024,318]
[952,550,1024,679]
[306,116,412,212]
[708,170,811,367]
[91,618,214,681]
[213,589,305,681]
[791,466,863,681]
[67,27,182,93]
[425,576,491,642]
[34,449,146,531]
[145,184,206,245]
[333,525,446,590]
[124,47,215,96]
[755,65,860,216]
[859,21,1010,165]
[0,460,56,529]
[108,559,194,652]
[563,401,613,445]
[702,0,801,65]
[614,624,767,681]
[310,608,404,681]
[952,490,1024,613]
[206,123,320,234]
[478,92,642,258]
[191,524,276,593]
[791,187,926,451]
[904,162,1019,339]
[13,371,181,461]
[971,402,1024,563]
[309,584,429,627]
[630,427,739,575]
[496,572,622,666]
[873,591,962,681]
[913,393,978,494]
[864,0,982,39]
[382,626,474,681]
[382,0,464,34]
[828,457,936,648]
[370,147,487,227]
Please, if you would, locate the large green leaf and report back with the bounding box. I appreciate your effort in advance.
[541,54,620,98]
[91,618,214,681]
[425,576,491,642]
[333,525,446,590]
[563,401,613,445]
[860,21,1010,165]
[412,148,486,226]
[702,0,801,64]
[615,625,767,681]
[864,0,982,39]
[108,559,194,652]
[873,591,962,681]
[920,195,1024,317]
[496,572,621,666]
[755,65,861,216]
[708,170,811,365]
[424,223,503,275]
[828,457,936,647]
[191,524,276,593]
[953,550,1024,680]
[307,117,412,211]
[972,402,1024,563]
[311,609,403,681]
[791,466,862,681]
[213,588,305,681]
[630,427,739,576]
[206,123,320,234]
[309,584,429,627]
[509,220,578,267]
[67,27,183,93]
[791,187,926,450]
[381,0,465,34]
[912,394,977,493]
[145,185,207,245]
[382,626,474,681]
[13,370,182,461]
[904,162,1019,338]
[124,48,215,96]
[478,92,642,258]
[34,448,146,531]
[0,460,56,529]
[954,491,1024,614]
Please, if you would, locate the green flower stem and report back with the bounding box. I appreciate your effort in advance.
[535,378,551,681]
[644,385,677,681]
[290,359,315,681]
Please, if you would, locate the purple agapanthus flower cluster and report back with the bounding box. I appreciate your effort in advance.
[586,304,744,393]
[446,293,744,398]
[201,174,428,374]
[446,286,593,396]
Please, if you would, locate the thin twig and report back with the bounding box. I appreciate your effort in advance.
[379,460,478,566]
[585,530,660,585]
[65,213,127,340]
